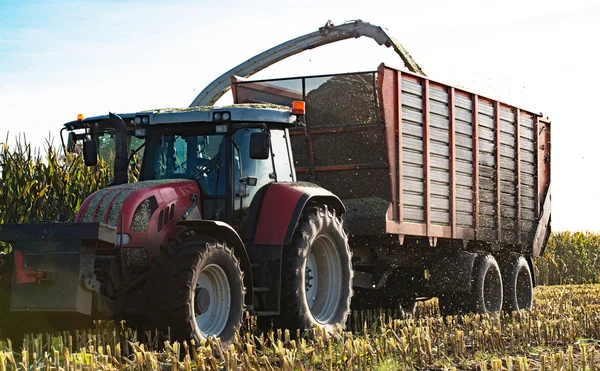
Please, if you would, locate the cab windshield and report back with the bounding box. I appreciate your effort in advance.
[151,133,227,197]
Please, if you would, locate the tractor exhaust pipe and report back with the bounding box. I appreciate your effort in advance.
[109,112,128,186]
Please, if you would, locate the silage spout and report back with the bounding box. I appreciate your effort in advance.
[109,112,128,186]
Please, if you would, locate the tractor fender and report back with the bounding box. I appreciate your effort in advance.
[251,182,345,246]
[176,220,253,307]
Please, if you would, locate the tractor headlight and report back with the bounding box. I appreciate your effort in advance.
[222,112,230,120]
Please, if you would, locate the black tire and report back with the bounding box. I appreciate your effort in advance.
[261,204,353,334]
[500,255,533,312]
[465,254,503,314]
[144,231,245,345]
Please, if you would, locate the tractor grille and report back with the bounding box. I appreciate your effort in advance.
[81,188,135,227]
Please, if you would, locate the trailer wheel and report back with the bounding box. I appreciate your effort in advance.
[266,204,353,334]
[144,231,245,344]
[500,255,533,312]
[466,254,503,314]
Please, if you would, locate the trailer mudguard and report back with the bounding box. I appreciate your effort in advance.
[177,219,254,307]
[250,182,345,246]
[429,251,478,293]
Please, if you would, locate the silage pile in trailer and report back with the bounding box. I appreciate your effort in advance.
[301,73,390,236]
[305,73,378,127]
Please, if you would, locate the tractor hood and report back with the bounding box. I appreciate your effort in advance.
[75,179,201,231]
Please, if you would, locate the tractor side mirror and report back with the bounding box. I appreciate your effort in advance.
[66,132,76,153]
[83,139,98,166]
[249,131,270,160]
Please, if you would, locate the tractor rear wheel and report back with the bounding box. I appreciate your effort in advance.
[261,204,353,334]
[144,231,245,345]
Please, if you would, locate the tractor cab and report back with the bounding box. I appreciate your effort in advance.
[63,102,305,232]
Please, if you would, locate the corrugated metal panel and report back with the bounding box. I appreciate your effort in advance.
[520,127,535,140]
[402,78,423,95]
[431,209,450,225]
[456,212,473,227]
[404,206,424,223]
[430,86,449,101]
[404,178,425,193]
[479,153,495,167]
[430,127,449,143]
[478,101,494,116]
[430,114,449,129]
[431,171,450,183]
[455,160,473,175]
[431,195,450,210]
[403,95,423,110]
[455,120,473,135]
[456,174,473,187]
[455,133,472,148]
[520,139,535,153]
[431,142,450,156]
[403,107,424,125]
[479,202,495,215]
[479,126,495,142]
[403,136,425,152]
[455,109,473,124]
[403,150,424,166]
[403,121,423,137]
[404,163,424,177]
[500,157,516,170]
[456,148,473,162]
[479,140,495,154]
[455,94,472,109]
[521,150,535,164]
[500,121,515,134]
[500,182,516,195]
[431,156,450,170]
[431,182,450,197]
[478,114,495,129]
[500,107,516,122]
[500,145,516,158]
[430,101,449,117]
[456,199,473,213]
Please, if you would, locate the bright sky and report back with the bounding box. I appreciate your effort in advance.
[1,0,599,232]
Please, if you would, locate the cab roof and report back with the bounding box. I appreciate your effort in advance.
[63,103,298,131]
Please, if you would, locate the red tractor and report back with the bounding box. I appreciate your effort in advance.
[0,103,354,344]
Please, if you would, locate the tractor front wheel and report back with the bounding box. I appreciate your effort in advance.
[144,232,245,345]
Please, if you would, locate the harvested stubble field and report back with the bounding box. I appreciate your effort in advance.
[0,284,598,370]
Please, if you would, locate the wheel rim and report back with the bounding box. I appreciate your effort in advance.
[483,267,502,312]
[194,264,231,337]
[515,267,533,310]
[305,234,343,324]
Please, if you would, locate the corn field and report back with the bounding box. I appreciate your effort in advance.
[0,134,139,226]
[0,284,599,370]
